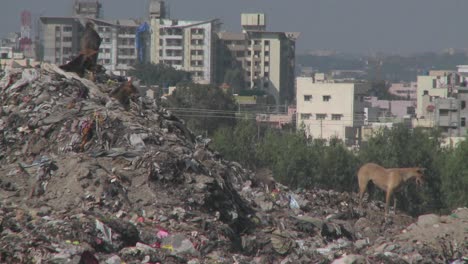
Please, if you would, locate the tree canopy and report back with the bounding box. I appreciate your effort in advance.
[163,83,238,135]
[128,63,191,87]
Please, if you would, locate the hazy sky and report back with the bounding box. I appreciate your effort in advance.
[1,0,468,54]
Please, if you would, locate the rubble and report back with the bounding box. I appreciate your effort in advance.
[0,64,467,263]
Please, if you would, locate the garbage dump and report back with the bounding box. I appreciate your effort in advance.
[0,64,467,263]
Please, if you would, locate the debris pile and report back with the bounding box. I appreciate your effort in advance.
[0,64,467,263]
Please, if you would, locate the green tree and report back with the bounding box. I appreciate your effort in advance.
[257,129,315,188]
[314,137,360,191]
[223,68,245,93]
[164,83,237,135]
[128,63,191,87]
[212,119,258,168]
[438,138,468,208]
[358,124,444,215]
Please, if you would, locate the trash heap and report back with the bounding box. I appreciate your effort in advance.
[0,64,467,263]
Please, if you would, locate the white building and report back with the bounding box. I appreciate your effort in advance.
[218,13,299,104]
[40,17,140,76]
[296,75,369,145]
[150,18,220,84]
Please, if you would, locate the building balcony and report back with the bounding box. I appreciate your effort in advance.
[437,101,458,110]
[118,45,135,49]
[118,34,135,38]
[118,55,136,59]
[437,116,459,127]
[249,45,262,51]
[228,45,245,51]
[191,34,204,40]
[161,34,183,39]
[165,45,183,50]
[98,54,112,59]
[162,55,183,60]
[191,55,203,60]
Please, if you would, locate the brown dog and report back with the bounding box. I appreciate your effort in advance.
[357,163,424,215]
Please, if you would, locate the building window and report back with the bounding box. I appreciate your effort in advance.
[64,26,72,32]
[63,37,72,42]
[105,38,110,43]
[104,59,110,64]
[461,100,466,110]
[55,26,61,31]
[461,117,466,127]
[301,113,311,120]
[323,95,331,102]
[439,109,449,116]
[264,40,270,46]
[316,114,327,120]
[332,114,342,120]
[304,95,312,102]
[264,72,269,77]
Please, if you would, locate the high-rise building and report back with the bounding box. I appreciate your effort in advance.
[218,13,299,104]
[74,0,102,19]
[149,17,221,84]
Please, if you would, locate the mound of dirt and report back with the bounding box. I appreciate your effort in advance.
[0,64,466,263]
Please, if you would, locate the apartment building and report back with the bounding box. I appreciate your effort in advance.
[296,75,369,145]
[388,82,417,100]
[40,17,139,76]
[73,0,102,19]
[149,18,220,84]
[433,89,468,137]
[40,17,83,65]
[218,13,299,105]
[416,71,456,119]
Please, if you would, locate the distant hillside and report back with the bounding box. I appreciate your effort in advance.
[296,52,468,82]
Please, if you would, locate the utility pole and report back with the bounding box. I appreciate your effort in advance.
[320,119,323,139]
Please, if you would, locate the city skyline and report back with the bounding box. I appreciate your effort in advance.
[1,0,468,54]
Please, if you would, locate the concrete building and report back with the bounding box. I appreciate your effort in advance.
[39,17,83,65]
[39,0,140,75]
[388,82,417,100]
[296,75,369,145]
[39,16,139,76]
[149,17,220,84]
[416,71,457,119]
[218,13,299,105]
[365,96,416,120]
[73,0,102,19]
[433,90,468,138]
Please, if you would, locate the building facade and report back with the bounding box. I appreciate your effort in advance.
[149,18,220,84]
[388,82,417,100]
[433,90,468,137]
[416,72,455,119]
[296,75,369,145]
[40,17,139,76]
[218,13,299,105]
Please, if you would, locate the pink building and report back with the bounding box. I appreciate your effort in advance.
[366,96,416,119]
[256,106,296,128]
[388,82,417,100]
